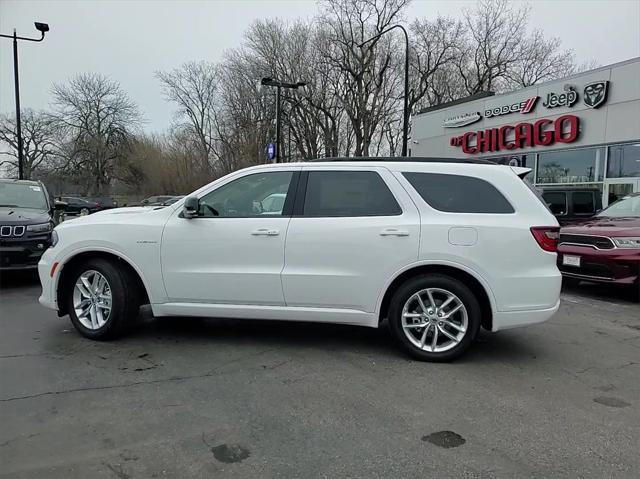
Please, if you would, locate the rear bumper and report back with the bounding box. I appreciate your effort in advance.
[557,245,640,285]
[492,299,560,331]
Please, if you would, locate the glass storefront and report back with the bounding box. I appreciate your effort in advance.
[536,147,605,184]
[486,142,640,208]
[607,143,640,178]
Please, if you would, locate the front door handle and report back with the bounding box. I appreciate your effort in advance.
[251,228,280,236]
[380,228,409,237]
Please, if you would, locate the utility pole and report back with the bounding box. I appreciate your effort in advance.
[1,22,50,179]
[260,77,307,163]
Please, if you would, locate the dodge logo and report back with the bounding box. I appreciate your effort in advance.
[583,81,609,109]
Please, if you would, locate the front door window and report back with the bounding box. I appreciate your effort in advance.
[198,171,293,217]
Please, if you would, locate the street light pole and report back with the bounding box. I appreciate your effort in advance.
[1,22,50,179]
[260,77,307,163]
[275,85,281,163]
[359,24,410,157]
[12,31,24,180]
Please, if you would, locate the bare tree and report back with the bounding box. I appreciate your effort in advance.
[156,62,220,175]
[146,0,587,167]
[456,0,530,94]
[51,73,141,194]
[503,30,577,88]
[0,109,59,179]
[455,0,579,95]
[409,16,463,112]
[319,0,409,156]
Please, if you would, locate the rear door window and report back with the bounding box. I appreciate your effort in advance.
[303,171,401,217]
[542,192,568,215]
[572,192,596,215]
[403,172,514,213]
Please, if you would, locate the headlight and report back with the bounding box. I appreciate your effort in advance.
[612,237,640,248]
[26,222,53,234]
[51,230,59,247]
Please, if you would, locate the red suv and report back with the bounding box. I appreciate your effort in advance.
[558,193,640,289]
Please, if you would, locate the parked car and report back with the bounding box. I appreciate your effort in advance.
[558,192,640,289]
[59,197,101,216]
[161,196,184,206]
[86,196,118,210]
[38,158,561,362]
[131,195,176,207]
[0,179,65,270]
[539,187,602,225]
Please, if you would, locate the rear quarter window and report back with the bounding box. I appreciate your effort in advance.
[403,172,514,214]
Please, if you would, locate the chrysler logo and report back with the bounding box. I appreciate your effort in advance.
[442,112,482,128]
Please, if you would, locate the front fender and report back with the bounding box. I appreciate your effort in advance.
[51,241,165,307]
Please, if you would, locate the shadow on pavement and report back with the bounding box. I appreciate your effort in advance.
[562,279,639,304]
[0,269,40,290]
[122,312,539,365]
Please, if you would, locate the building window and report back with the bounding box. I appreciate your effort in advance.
[536,147,605,184]
[607,143,640,178]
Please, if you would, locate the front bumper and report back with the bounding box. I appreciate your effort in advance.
[37,248,58,310]
[557,245,640,285]
[0,236,51,270]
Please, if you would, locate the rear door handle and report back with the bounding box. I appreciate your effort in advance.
[251,228,280,236]
[380,228,409,237]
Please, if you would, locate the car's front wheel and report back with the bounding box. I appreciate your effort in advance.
[66,258,140,340]
[388,274,481,362]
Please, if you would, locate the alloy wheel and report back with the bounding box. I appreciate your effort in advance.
[73,270,112,330]
[401,287,468,353]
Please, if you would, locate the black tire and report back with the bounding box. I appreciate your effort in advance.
[388,274,481,362]
[66,258,141,340]
[562,276,581,288]
[80,207,90,215]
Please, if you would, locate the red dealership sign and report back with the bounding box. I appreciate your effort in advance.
[450,115,580,154]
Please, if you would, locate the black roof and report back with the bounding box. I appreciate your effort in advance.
[310,156,497,165]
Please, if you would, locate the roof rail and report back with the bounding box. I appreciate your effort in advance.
[309,156,497,165]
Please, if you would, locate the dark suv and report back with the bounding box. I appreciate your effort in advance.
[0,179,64,271]
[540,187,602,225]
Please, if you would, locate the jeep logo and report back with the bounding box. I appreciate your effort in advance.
[543,87,578,109]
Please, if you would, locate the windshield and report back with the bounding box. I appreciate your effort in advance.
[598,195,640,218]
[0,183,48,210]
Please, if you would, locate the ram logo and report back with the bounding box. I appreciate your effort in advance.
[583,81,609,109]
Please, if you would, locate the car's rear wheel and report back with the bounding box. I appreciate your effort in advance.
[66,258,140,340]
[388,274,481,362]
[80,207,90,215]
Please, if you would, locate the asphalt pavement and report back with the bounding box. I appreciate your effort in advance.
[1,271,639,478]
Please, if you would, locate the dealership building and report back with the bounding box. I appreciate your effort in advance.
[411,57,640,208]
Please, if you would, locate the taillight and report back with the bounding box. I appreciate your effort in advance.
[530,226,560,252]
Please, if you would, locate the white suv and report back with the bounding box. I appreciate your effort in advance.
[38,159,561,361]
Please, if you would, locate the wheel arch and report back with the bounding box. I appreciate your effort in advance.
[56,249,151,317]
[378,262,495,331]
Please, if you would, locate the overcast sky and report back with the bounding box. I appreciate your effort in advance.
[1,0,639,133]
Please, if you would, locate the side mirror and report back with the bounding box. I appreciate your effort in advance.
[54,200,67,210]
[183,196,199,219]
